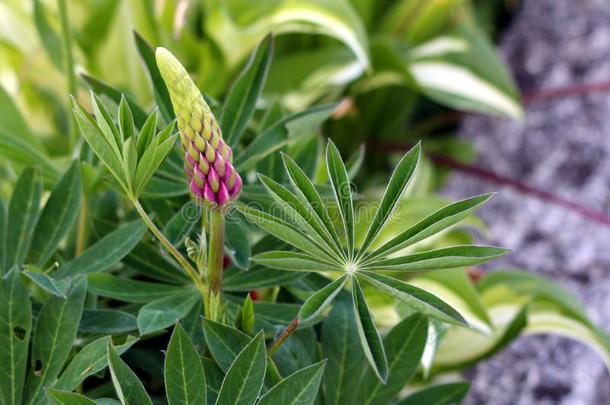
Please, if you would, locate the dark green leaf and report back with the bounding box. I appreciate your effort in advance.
[356,143,420,260]
[225,217,251,270]
[203,319,250,372]
[46,389,97,405]
[351,277,388,382]
[258,360,326,405]
[0,201,5,271]
[202,358,224,405]
[23,277,87,405]
[55,336,137,391]
[215,333,267,405]
[87,273,188,303]
[28,161,82,266]
[252,251,340,272]
[359,314,428,404]
[22,269,70,298]
[134,31,174,122]
[107,343,153,405]
[321,301,364,405]
[359,272,466,325]
[165,324,206,405]
[326,141,354,258]
[54,220,147,278]
[397,382,470,405]
[79,309,137,334]
[223,266,305,292]
[363,246,508,272]
[0,268,32,405]
[365,194,493,262]
[123,242,189,284]
[299,275,347,323]
[5,167,42,271]
[137,291,199,335]
[223,34,274,146]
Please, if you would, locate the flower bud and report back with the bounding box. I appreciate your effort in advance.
[155,47,241,210]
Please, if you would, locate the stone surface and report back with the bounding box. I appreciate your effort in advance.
[443,0,610,403]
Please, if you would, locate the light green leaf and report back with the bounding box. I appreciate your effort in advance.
[203,319,250,372]
[135,110,158,156]
[5,167,42,271]
[365,193,493,262]
[137,290,199,335]
[397,382,470,405]
[352,277,387,382]
[90,93,122,154]
[252,251,340,272]
[215,333,267,405]
[165,323,207,405]
[326,141,355,259]
[119,97,135,141]
[107,344,153,405]
[363,246,508,272]
[28,161,82,267]
[46,389,97,405]
[356,143,420,260]
[22,268,70,298]
[0,268,32,405]
[359,314,428,404]
[240,295,255,335]
[87,273,188,303]
[55,336,138,391]
[23,277,87,405]
[299,275,347,323]
[258,360,326,405]
[134,125,177,197]
[54,220,147,278]
[0,85,40,148]
[359,271,466,325]
[79,309,137,334]
[33,0,63,70]
[223,34,274,147]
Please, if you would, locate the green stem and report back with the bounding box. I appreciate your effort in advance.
[207,211,225,320]
[57,0,78,147]
[132,199,207,297]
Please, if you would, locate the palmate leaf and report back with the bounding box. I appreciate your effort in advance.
[165,324,207,405]
[258,361,326,405]
[107,344,153,405]
[326,141,355,259]
[223,34,274,147]
[355,143,420,261]
[299,275,348,323]
[215,333,267,405]
[252,251,340,272]
[352,277,388,382]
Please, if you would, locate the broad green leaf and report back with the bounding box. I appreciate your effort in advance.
[165,324,207,405]
[363,246,508,272]
[359,314,428,404]
[252,251,340,272]
[87,273,188,303]
[397,382,470,405]
[23,277,87,405]
[238,204,338,264]
[0,268,32,405]
[55,335,138,391]
[225,217,251,270]
[5,167,42,271]
[107,344,153,405]
[365,194,493,262]
[258,173,342,258]
[202,358,224,405]
[163,202,199,248]
[80,309,137,334]
[54,220,147,278]
[234,104,335,171]
[223,34,274,146]
[134,31,174,123]
[321,300,364,405]
[203,319,250,372]
[299,275,347,323]
[137,290,199,335]
[258,361,326,405]
[46,389,97,405]
[326,141,355,258]
[352,277,388,382]
[123,242,189,284]
[215,333,267,405]
[22,269,70,298]
[282,153,342,251]
[356,143,420,260]
[28,161,82,266]
[359,272,466,325]
[223,266,305,291]
[33,0,63,69]
[142,176,188,198]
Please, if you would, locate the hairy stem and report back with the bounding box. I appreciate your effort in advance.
[132,199,208,297]
[267,317,300,355]
[207,211,225,320]
[57,0,78,147]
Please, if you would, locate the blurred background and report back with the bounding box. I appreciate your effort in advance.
[0,0,609,403]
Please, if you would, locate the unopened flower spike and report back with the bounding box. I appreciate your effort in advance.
[155,47,242,210]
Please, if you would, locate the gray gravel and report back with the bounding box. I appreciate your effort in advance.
[443,0,610,403]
